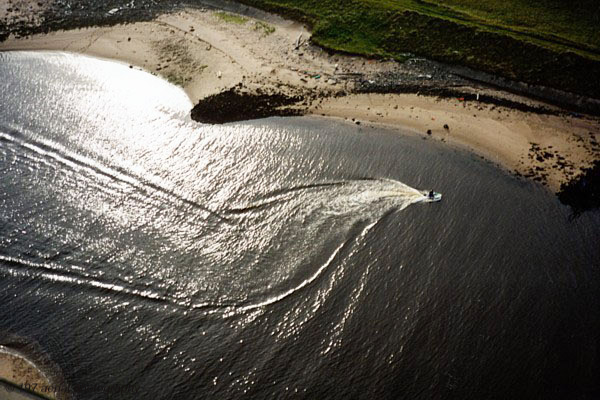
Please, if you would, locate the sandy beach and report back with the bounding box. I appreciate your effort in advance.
[0,347,56,399]
[1,5,599,192]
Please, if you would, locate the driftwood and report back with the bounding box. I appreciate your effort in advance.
[294,33,304,50]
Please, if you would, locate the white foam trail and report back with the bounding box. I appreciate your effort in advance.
[0,254,166,303]
[218,178,429,317]
[0,129,228,223]
[231,239,347,316]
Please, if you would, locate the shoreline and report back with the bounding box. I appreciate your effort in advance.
[0,347,57,400]
[1,5,599,196]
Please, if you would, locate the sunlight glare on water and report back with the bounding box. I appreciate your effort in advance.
[0,51,433,315]
[1,51,599,400]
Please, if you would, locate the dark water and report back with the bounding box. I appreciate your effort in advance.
[1,51,599,399]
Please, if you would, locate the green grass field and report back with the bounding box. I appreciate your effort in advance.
[237,0,600,98]
[429,0,599,50]
[215,11,250,24]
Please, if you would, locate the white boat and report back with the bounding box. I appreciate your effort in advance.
[422,191,442,202]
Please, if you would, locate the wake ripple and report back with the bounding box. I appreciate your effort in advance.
[0,127,230,224]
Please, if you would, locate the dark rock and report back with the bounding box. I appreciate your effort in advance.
[191,87,305,124]
[557,160,600,216]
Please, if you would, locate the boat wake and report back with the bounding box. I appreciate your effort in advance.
[0,51,437,320]
[0,168,429,317]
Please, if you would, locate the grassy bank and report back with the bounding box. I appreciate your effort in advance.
[236,0,600,99]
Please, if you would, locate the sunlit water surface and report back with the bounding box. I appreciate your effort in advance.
[1,51,599,399]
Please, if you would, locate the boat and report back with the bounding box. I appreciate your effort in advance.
[422,191,442,202]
